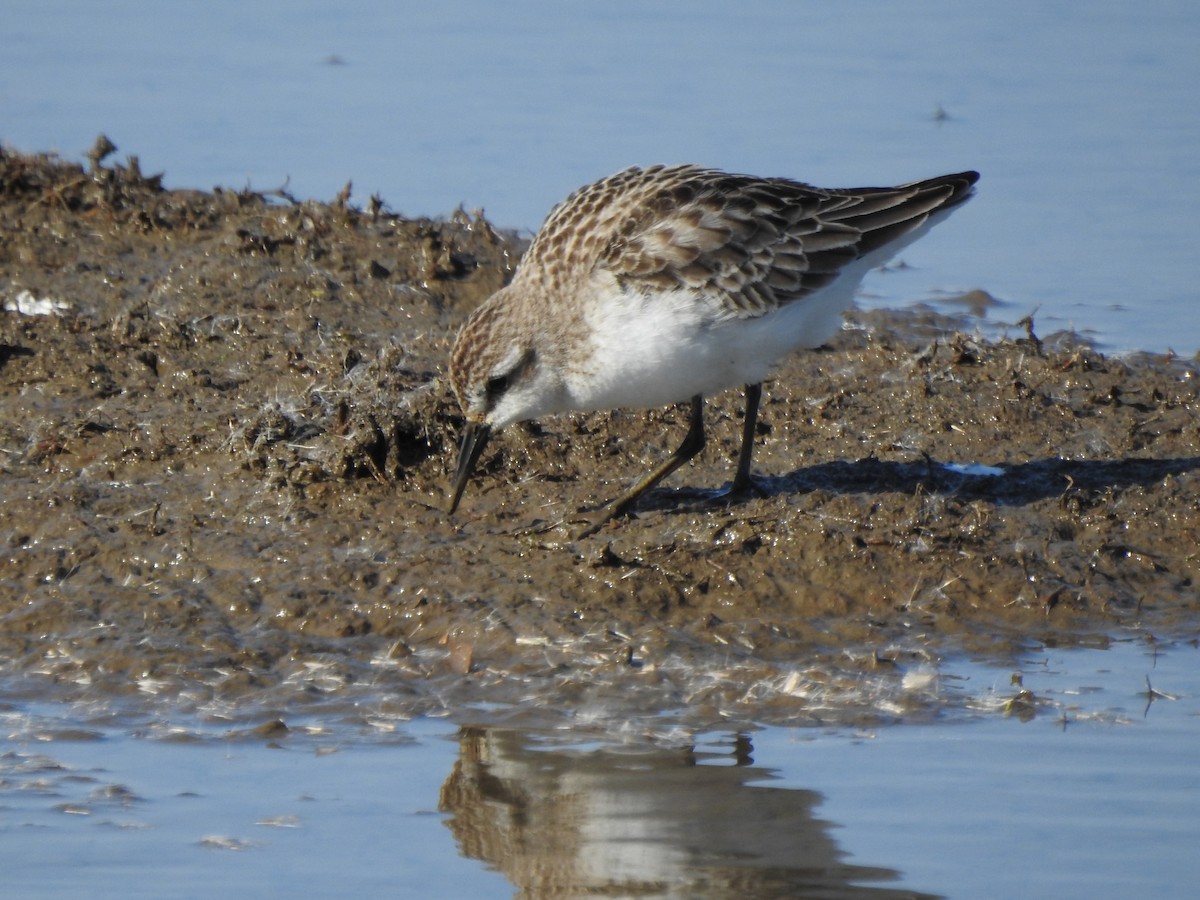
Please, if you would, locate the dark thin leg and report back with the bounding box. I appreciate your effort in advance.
[575,395,706,539]
[731,382,762,493]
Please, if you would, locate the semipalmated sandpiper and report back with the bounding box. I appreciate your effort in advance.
[448,164,978,536]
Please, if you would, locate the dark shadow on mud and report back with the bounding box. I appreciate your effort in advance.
[633,455,1200,513]
[0,343,36,370]
[781,455,1200,504]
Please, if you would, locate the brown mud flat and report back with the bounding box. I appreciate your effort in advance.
[1,145,1197,731]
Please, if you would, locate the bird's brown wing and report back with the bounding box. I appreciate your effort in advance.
[561,164,979,319]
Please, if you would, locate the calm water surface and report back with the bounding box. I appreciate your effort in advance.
[4,1,1199,352]
[3,640,1197,898]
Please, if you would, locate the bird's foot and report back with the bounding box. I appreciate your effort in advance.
[727,473,771,499]
[573,498,638,540]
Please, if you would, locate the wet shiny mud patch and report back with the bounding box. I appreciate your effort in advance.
[1,145,1198,731]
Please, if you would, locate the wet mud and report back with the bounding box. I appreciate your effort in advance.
[2,144,1197,730]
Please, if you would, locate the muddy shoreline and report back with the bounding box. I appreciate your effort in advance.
[1,144,1197,730]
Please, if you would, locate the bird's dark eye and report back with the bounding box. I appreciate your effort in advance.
[485,373,510,403]
[483,349,535,407]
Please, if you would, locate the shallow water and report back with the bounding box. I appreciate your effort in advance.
[4,639,1197,898]
[4,1,1199,353]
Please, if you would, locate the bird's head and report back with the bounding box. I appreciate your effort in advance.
[446,289,563,513]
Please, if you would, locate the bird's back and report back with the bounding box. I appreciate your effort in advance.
[516,165,978,323]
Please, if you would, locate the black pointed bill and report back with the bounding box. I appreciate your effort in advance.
[448,421,492,514]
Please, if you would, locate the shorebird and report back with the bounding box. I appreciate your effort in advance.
[447,164,978,536]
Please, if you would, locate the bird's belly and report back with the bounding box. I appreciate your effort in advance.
[568,284,852,412]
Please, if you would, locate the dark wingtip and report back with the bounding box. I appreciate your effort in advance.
[943,170,980,204]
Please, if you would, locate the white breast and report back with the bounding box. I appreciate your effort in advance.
[566,268,862,413]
